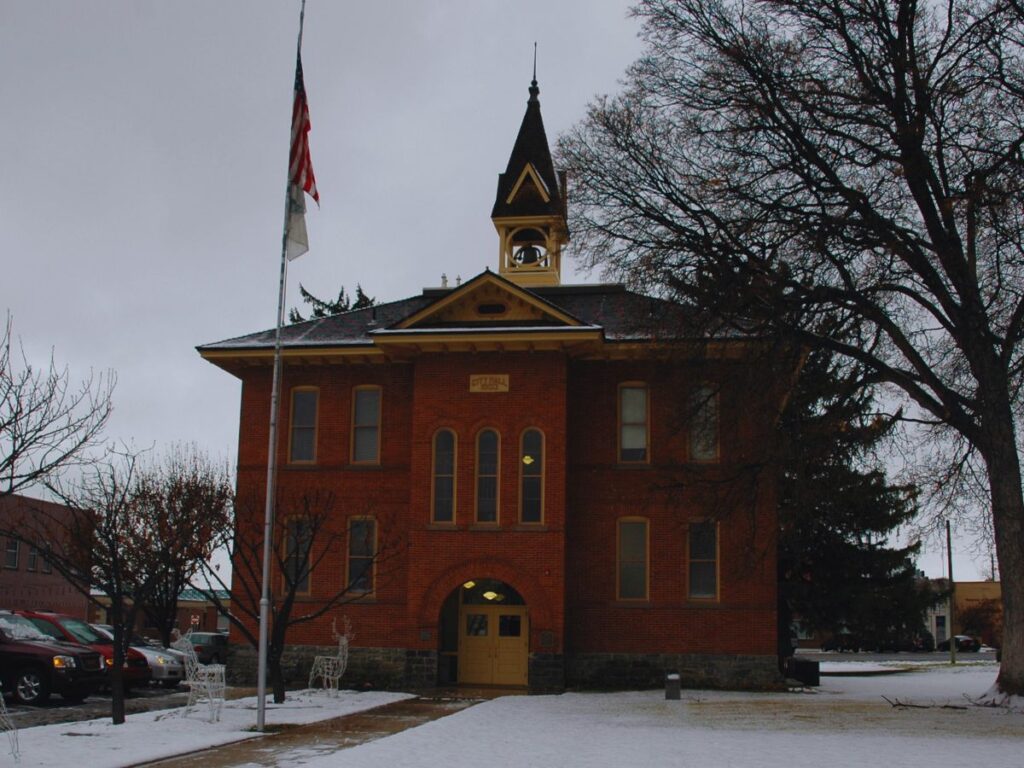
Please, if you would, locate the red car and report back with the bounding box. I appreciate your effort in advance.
[15,610,152,689]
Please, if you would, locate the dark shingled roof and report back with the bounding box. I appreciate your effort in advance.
[491,79,563,220]
[197,276,712,352]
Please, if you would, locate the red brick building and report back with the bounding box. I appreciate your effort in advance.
[0,494,89,618]
[200,79,788,690]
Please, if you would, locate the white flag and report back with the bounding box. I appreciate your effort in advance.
[285,183,309,261]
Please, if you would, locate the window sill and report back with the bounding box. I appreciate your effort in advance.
[615,462,652,470]
[512,523,547,532]
[346,594,377,603]
[613,600,651,607]
[346,463,383,470]
[469,523,501,531]
[427,522,458,530]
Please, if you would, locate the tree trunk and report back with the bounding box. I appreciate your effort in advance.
[986,433,1024,696]
[108,601,128,725]
[269,650,286,704]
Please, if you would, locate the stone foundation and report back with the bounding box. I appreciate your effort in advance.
[565,653,783,691]
[528,653,565,691]
[226,644,780,692]
[226,644,434,691]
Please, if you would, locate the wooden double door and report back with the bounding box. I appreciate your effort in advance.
[457,605,529,686]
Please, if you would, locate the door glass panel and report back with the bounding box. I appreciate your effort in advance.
[499,614,521,637]
[466,614,488,636]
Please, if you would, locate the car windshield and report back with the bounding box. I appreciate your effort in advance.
[0,614,52,641]
[58,617,104,644]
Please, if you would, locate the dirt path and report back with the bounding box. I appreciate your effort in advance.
[137,695,480,767]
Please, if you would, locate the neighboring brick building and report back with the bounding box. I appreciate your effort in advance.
[199,79,791,691]
[0,494,89,618]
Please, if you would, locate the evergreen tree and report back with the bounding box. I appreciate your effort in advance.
[288,283,375,324]
[778,350,938,654]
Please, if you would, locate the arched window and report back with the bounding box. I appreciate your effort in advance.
[351,385,382,464]
[347,517,377,595]
[688,521,718,600]
[476,429,500,523]
[432,429,456,523]
[283,517,312,595]
[519,429,544,524]
[618,383,649,463]
[689,384,719,462]
[289,387,318,463]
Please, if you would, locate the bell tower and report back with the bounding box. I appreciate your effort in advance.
[492,75,568,287]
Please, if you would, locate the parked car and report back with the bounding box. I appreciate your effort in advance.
[873,629,936,653]
[937,634,980,652]
[0,610,105,705]
[15,610,152,689]
[821,632,861,652]
[186,632,228,664]
[92,624,184,689]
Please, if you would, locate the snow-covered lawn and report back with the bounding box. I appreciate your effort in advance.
[7,662,1020,767]
[8,690,413,767]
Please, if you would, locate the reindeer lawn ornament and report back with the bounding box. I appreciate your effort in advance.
[308,617,351,694]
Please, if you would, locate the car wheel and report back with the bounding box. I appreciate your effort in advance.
[160,680,180,689]
[13,667,51,705]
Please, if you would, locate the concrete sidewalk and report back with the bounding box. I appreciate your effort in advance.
[137,693,485,768]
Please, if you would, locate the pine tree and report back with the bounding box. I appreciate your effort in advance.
[288,283,376,324]
[778,350,939,654]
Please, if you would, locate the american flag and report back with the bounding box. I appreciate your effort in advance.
[286,52,317,261]
[290,53,318,204]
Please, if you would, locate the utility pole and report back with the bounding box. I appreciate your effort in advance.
[946,520,956,665]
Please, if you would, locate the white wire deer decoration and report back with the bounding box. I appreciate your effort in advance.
[308,616,352,694]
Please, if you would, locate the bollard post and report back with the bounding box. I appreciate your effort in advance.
[665,672,681,700]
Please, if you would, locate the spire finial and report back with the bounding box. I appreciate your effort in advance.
[529,43,539,102]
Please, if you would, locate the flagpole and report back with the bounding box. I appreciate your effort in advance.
[258,0,308,732]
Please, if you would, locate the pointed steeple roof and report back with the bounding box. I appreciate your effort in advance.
[491,77,564,219]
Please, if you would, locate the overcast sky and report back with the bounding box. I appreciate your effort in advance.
[1,1,985,580]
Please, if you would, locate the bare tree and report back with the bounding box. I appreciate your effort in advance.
[0,446,232,724]
[194,488,403,703]
[1,315,114,496]
[2,450,153,724]
[558,0,1024,696]
[135,444,234,647]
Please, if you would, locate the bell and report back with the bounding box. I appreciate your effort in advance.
[515,244,541,265]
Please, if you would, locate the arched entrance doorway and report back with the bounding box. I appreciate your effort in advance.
[438,579,529,686]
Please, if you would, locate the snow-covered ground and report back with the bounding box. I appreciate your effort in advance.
[7,690,413,767]
[6,662,1020,767]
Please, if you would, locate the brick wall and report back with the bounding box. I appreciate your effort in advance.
[226,348,782,689]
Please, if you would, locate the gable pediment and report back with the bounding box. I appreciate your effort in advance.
[505,164,551,207]
[393,272,583,331]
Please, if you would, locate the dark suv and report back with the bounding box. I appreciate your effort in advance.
[0,611,105,704]
[187,632,228,664]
